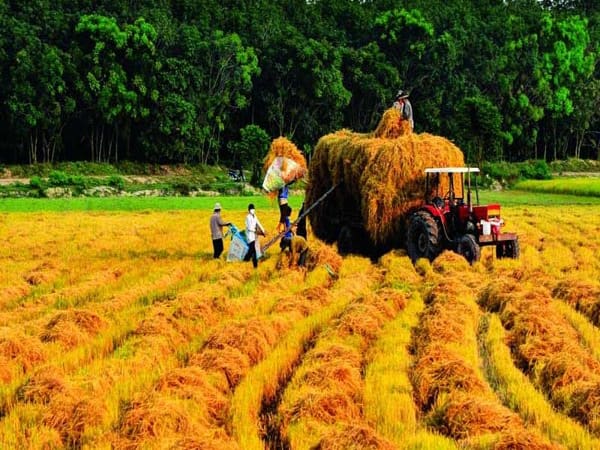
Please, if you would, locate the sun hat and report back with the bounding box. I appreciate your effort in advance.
[214,202,222,211]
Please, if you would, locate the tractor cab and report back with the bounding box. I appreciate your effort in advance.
[406,167,520,264]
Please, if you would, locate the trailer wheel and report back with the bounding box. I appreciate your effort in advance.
[407,211,440,263]
[457,234,481,264]
[496,238,520,259]
[337,225,354,256]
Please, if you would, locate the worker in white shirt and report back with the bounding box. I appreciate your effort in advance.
[244,203,266,268]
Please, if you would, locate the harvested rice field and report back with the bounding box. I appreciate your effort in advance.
[1,201,600,449]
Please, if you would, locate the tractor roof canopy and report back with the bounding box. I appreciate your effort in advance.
[425,167,480,174]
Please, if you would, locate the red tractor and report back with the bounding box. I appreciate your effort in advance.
[406,167,519,264]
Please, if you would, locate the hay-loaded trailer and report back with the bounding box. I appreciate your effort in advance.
[305,108,519,263]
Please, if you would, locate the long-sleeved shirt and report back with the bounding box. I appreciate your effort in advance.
[210,212,228,240]
[245,212,265,243]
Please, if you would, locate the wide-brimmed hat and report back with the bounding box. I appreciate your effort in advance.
[214,202,222,211]
[395,89,409,99]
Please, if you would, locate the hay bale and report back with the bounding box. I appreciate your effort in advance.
[263,136,308,173]
[306,108,464,250]
[262,137,307,192]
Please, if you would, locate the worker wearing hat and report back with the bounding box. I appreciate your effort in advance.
[210,202,231,259]
[393,89,414,132]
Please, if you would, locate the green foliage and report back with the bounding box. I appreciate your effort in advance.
[482,160,552,187]
[0,1,599,169]
[228,124,270,185]
[550,158,600,173]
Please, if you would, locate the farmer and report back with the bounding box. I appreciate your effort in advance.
[393,89,414,131]
[245,203,266,268]
[278,204,293,252]
[290,235,309,268]
[278,184,290,222]
[209,202,231,259]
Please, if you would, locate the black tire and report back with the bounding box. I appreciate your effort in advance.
[337,225,354,256]
[456,234,481,264]
[496,238,520,259]
[406,211,441,263]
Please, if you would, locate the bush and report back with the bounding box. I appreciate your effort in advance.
[107,175,125,190]
[481,160,552,187]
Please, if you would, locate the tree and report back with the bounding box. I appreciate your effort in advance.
[228,124,270,185]
[74,14,159,162]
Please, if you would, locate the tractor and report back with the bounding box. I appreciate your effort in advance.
[406,167,519,264]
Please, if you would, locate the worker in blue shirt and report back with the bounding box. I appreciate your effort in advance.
[278,185,289,223]
[279,204,293,251]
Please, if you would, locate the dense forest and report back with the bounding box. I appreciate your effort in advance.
[0,0,598,168]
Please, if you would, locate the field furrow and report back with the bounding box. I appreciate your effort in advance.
[479,313,600,449]
[411,253,560,449]
[479,277,600,434]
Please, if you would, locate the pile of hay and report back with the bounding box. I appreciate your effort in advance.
[306,107,464,249]
[479,279,600,433]
[262,137,307,192]
[263,137,307,174]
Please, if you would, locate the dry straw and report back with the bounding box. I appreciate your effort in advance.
[263,136,308,173]
[306,107,464,246]
[317,423,397,450]
[40,310,106,348]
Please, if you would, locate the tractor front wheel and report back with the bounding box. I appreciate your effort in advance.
[456,234,481,264]
[407,211,440,263]
[496,238,520,259]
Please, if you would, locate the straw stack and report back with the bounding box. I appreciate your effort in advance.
[306,108,464,248]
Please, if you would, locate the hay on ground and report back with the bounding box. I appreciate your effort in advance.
[40,310,106,348]
[0,329,45,370]
[436,394,522,439]
[157,367,229,423]
[190,346,250,390]
[281,388,362,425]
[43,388,105,446]
[413,345,487,411]
[18,369,66,404]
[315,423,397,450]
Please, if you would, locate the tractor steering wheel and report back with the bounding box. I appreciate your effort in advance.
[432,196,444,208]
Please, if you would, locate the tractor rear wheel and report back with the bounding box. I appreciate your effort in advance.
[496,238,520,259]
[337,225,354,256]
[407,211,440,263]
[456,234,481,264]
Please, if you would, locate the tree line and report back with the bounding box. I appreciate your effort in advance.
[0,0,598,168]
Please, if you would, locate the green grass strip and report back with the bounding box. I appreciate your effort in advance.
[0,195,304,212]
[364,292,458,449]
[514,178,600,198]
[479,313,599,449]
[554,301,600,363]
